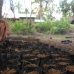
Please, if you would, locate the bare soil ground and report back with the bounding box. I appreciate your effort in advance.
[40,38,74,55]
[8,32,74,55]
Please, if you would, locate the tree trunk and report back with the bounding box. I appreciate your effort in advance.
[38,3,43,19]
[0,0,3,18]
[73,13,74,20]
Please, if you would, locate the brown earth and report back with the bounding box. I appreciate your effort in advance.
[6,32,74,55]
[40,38,74,55]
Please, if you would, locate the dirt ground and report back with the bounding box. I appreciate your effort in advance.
[8,32,74,55]
[40,38,74,55]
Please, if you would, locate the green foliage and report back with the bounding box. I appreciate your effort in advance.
[71,1,74,12]
[33,17,70,34]
[33,20,53,33]
[24,25,35,34]
[59,0,71,17]
[9,19,35,34]
[52,17,70,34]
[9,17,70,34]
[57,18,70,33]
[10,19,25,33]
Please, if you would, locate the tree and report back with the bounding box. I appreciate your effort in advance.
[43,1,55,20]
[0,0,3,18]
[14,2,21,13]
[59,0,71,17]
[10,0,15,18]
[34,0,43,19]
[43,5,55,20]
[34,0,53,19]
[71,1,74,19]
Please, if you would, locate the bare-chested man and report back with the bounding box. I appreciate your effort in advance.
[0,19,9,41]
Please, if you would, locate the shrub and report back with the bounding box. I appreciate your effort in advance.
[10,19,26,33]
[9,19,35,34]
[24,25,35,34]
[54,17,70,34]
[8,17,71,34]
[33,18,70,34]
[33,20,53,33]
